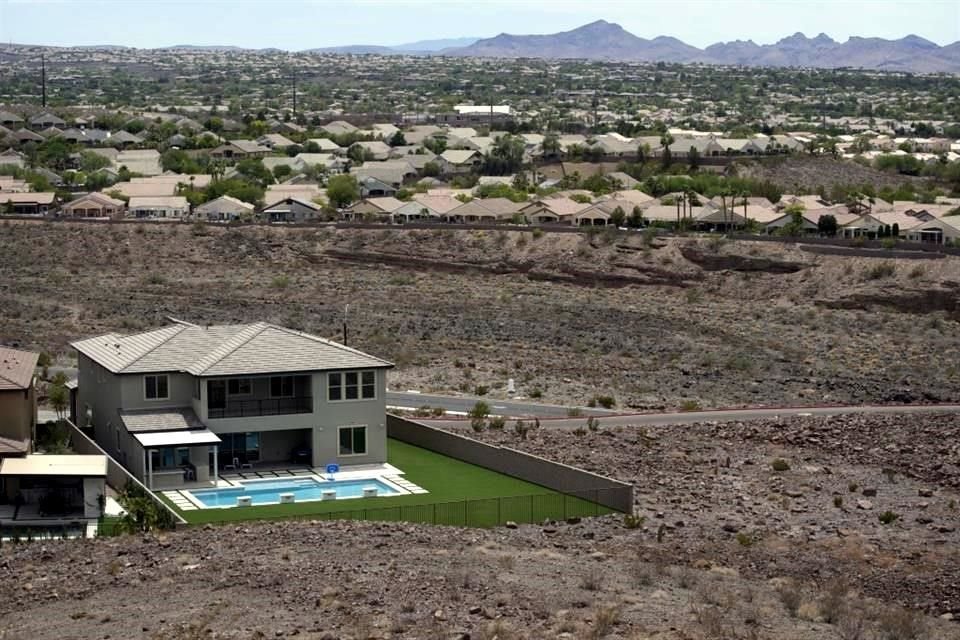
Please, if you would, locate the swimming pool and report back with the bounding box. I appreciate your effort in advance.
[189,477,401,508]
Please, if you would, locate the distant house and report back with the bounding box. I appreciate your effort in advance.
[0,149,26,170]
[194,195,255,222]
[127,196,190,219]
[60,193,126,219]
[307,138,344,154]
[0,192,57,215]
[350,141,392,161]
[115,149,163,176]
[439,149,483,175]
[210,140,270,161]
[905,216,960,245]
[519,197,590,224]
[29,112,65,130]
[0,111,24,129]
[355,176,398,199]
[447,199,513,223]
[257,133,297,150]
[261,197,321,223]
[13,128,44,144]
[345,197,404,221]
[106,130,144,148]
[321,120,358,137]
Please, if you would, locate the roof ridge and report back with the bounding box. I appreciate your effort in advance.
[188,322,270,375]
[268,323,392,366]
[115,325,188,372]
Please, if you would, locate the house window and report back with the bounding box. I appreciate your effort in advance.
[328,370,376,401]
[144,374,169,400]
[338,426,367,456]
[227,378,252,396]
[270,376,294,398]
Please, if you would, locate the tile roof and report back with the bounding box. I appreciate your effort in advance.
[0,346,38,390]
[119,408,205,433]
[71,322,392,376]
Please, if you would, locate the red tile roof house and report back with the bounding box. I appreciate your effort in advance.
[0,346,38,458]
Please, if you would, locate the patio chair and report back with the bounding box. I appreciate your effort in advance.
[240,460,254,471]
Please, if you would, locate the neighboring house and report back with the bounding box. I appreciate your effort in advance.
[115,149,163,176]
[356,176,398,199]
[307,138,344,154]
[0,455,107,528]
[261,197,321,223]
[71,321,393,489]
[321,120,358,137]
[60,193,126,219]
[13,128,44,144]
[0,111,24,128]
[127,196,190,219]
[194,195,255,222]
[905,216,960,244]
[29,112,66,130]
[0,347,38,459]
[0,192,57,215]
[439,150,483,175]
[345,197,405,221]
[257,133,297,150]
[350,141,392,161]
[519,197,590,224]
[447,199,504,223]
[209,140,270,161]
[0,149,26,170]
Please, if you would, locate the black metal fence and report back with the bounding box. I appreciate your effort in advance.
[192,488,622,530]
[208,396,312,419]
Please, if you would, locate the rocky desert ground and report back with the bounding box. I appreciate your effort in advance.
[1,411,958,639]
[3,220,960,410]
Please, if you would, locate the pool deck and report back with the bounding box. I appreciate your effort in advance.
[161,463,427,511]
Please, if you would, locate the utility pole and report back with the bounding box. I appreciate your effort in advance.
[41,53,46,108]
[292,66,297,119]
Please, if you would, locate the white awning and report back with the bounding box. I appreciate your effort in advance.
[134,430,221,448]
[0,454,107,477]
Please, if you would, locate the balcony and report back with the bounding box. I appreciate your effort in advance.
[208,396,312,419]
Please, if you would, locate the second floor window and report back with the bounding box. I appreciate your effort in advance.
[145,374,169,400]
[228,378,252,396]
[270,375,294,398]
[328,370,376,401]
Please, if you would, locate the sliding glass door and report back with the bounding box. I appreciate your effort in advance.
[218,432,260,467]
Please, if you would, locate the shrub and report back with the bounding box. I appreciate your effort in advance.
[529,388,543,399]
[878,510,900,525]
[531,227,544,239]
[777,581,803,617]
[593,394,616,409]
[586,416,599,432]
[572,427,587,437]
[567,407,583,417]
[877,607,927,640]
[488,415,506,430]
[834,495,843,508]
[771,458,791,472]
[513,419,530,440]
[623,513,645,529]
[735,532,754,547]
[849,482,859,492]
[864,261,896,280]
[881,237,897,249]
[475,385,489,396]
[271,275,290,289]
[468,400,490,432]
[680,399,701,412]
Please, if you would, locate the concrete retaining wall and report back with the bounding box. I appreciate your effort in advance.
[387,414,633,513]
[65,420,186,526]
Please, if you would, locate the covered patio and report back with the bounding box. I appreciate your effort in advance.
[0,454,107,531]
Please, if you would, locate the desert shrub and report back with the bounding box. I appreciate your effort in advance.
[468,401,490,432]
[513,419,529,440]
[431,406,445,417]
[528,388,543,399]
[271,275,290,289]
[580,568,604,591]
[488,415,506,430]
[572,427,587,437]
[849,482,859,492]
[878,510,900,525]
[474,384,489,396]
[881,237,897,249]
[864,261,896,279]
[909,264,925,279]
[623,513,645,529]
[877,607,926,640]
[593,394,616,409]
[834,495,844,508]
[531,227,544,239]
[586,416,599,432]
[589,603,621,639]
[567,407,583,417]
[777,580,803,617]
[771,458,791,472]
[735,532,755,547]
[820,581,850,624]
[680,399,701,411]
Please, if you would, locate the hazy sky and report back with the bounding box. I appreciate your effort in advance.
[1,0,958,48]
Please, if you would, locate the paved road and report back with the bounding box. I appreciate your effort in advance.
[386,391,615,417]
[418,403,960,429]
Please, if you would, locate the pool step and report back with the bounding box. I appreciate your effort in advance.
[161,490,198,511]
[383,475,429,495]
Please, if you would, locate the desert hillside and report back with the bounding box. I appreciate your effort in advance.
[2,220,959,409]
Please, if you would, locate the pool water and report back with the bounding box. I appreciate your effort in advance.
[190,477,400,508]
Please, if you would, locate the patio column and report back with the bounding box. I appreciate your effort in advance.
[146,448,153,490]
[213,446,218,487]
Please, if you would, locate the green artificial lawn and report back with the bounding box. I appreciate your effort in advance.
[160,439,613,526]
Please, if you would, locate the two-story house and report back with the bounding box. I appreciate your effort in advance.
[71,321,393,490]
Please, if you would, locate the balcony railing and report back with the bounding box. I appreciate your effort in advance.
[208,396,312,419]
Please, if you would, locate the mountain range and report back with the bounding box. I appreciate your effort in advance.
[305,37,480,55]
[442,21,960,73]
